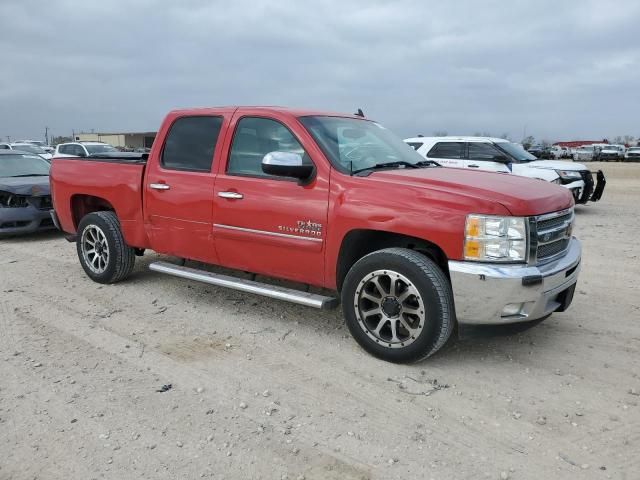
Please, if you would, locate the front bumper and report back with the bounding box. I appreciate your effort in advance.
[575,170,605,203]
[0,206,55,237]
[448,237,581,325]
[560,179,585,203]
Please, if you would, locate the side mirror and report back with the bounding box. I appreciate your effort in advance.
[492,154,509,162]
[262,151,314,181]
[78,151,88,158]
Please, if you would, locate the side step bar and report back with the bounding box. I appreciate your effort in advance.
[149,261,339,310]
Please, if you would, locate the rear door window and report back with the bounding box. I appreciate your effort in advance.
[161,116,223,172]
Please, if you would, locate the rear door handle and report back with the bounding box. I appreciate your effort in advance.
[218,191,243,200]
[149,183,170,190]
[468,164,480,168]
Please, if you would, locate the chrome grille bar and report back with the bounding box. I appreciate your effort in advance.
[533,208,574,263]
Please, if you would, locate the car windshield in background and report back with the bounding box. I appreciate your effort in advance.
[299,116,430,173]
[0,154,50,177]
[13,145,46,154]
[498,143,538,163]
[85,144,117,154]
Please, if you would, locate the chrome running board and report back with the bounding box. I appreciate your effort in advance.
[149,261,339,310]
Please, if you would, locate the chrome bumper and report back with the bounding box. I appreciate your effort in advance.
[448,237,581,325]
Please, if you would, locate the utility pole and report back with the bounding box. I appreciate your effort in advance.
[45,126,49,145]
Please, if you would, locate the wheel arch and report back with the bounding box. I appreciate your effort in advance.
[336,229,449,292]
[70,194,116,231]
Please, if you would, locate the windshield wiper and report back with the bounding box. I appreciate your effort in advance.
[415,160,440,167]
[8,174,49,177]
[353,159,440,175]
[353,161,420,175]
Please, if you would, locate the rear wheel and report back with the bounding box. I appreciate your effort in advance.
[341,248,455,363]
[76,211,135,284]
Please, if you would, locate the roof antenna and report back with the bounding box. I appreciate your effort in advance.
[354,108,365,118]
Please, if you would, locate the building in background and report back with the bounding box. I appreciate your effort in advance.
[75,131,156,149]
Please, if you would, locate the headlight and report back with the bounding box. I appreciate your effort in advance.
[0,190,28,208]
[556,170,582,180]
[464,214,528,262]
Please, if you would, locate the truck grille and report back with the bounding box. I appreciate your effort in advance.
[533,208,574,263]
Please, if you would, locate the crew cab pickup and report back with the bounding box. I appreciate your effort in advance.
[50,107,581,363]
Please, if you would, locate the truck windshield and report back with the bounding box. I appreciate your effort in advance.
[85,144,117,154]
[0,154,50,177]
[497,143,538,163]
[298,116,430,174]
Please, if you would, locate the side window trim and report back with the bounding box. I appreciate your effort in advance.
[225,115,314,180]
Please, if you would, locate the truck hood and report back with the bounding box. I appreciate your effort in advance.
[370,167,573,216]
[0,176,51,196]
[526,160,588,171]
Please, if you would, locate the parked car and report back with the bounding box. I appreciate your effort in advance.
[550,146,572,159]
[12,143,52,161]
[53,141,118,158]
[0,151,55,237]
[573,145,596,162]
[405,136,605,204]
[527,145,553,159]
[0,143,53,161]
[50,107,582,363]
[19,140,54,154]
[624,147,640,162]
[598,144,625,162]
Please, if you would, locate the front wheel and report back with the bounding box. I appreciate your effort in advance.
[76,211,135,284]
[341,248,455,363]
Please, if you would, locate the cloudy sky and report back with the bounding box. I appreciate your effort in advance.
[1,0,639,143]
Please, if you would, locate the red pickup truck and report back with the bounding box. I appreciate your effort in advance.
[50,107,581,363]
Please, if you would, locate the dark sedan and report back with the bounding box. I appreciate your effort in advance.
[0,151,55,237]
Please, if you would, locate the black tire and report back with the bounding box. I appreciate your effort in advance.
[76,211,135,284]
[341,248,455,363]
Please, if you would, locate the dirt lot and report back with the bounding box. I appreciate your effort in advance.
[1,162,638,480]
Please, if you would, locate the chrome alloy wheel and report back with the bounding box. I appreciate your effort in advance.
[354,270,426,349]
[81,225,110,274]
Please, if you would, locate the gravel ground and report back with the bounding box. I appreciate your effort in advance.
[1,162,638,480]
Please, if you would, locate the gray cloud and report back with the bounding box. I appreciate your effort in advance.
[1,0,639,142]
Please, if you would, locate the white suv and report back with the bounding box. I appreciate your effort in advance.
[53,141,118,157]
[405,136,605,204]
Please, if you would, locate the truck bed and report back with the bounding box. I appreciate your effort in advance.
[50,155,150,247]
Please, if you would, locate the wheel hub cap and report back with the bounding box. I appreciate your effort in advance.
[381,296,401,317]
[81,224,110,274]
[354,270,426,349]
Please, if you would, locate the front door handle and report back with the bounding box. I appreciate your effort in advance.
[468,164,480,168]
[218,191,244,200]
[149,183,170,190]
